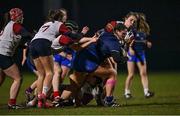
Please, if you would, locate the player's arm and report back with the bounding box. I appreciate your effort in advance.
[108,42,128,64]
[21,48,27,66]
[81,26,89,35]
[13,23,33,44]
[59,24,83,40]
[146,35,152,48]
[79,34,99,48]
[107,57,117,70]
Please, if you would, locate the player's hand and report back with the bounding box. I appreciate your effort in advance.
[92,34,100,42]
[124,31,134,43]
[91,35,99,43]
[147,41,152,48]
[81,26,89,35]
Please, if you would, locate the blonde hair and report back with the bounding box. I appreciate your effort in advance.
[136,13,150,35]
[46,8,67,22]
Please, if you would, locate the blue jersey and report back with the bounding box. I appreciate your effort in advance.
[72,32,123,73]
[133,31,147,53]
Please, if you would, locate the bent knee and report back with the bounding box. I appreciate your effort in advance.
[109,69,117,76]
[69,74,83,88]
[140,72,147,77]
[127,72,134,79]
[14,76,22,83]
[46,71,54,78]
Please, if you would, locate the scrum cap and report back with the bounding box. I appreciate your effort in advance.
[9,8,23,21]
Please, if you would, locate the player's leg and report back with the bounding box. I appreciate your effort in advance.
[0,69,6,86]
[33,58,45,95]
[93,66,117,96]
[25,57,38,101]
[33,58,46,107]
[39,55,54,108]
[60,65,70,83]
[52,62,61,100]
[53,65,70,102]
[124,61,135,99]
[137,61,154,98]
[25,80,37,102]
[60,72,86,106]
[92,65,118,106]
[38,55,54,96]
[3,63,22,108]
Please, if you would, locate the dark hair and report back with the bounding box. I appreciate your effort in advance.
[113,23,127,32]
[1,12,11,30]
[46,8,67,22]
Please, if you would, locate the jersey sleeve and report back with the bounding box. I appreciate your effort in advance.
[59,23,70,34]
[13,23,23,35]
[13,23,32,45]
[13,23,32,37]
[58,35,74,46]
[105,40,126,63]
[59,23,83,40]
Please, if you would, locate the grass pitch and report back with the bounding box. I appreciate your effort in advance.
[0,71,180,115]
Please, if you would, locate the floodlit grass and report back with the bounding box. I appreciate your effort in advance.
[0,71,180,115]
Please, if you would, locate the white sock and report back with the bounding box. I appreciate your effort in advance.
[42,86,49,95]
[125,89,131,95]
[144,88,149,95]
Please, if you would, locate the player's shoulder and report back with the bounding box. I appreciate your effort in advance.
[100,34,119,49]
[43,21,62,25]
[135,31,147,40]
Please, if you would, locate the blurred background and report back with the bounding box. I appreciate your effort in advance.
[0,0,180,71]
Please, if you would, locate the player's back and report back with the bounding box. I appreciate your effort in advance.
[32,21,63,42]
[0,21,22,56]
[96,32,121,61]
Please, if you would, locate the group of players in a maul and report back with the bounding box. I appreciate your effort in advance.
[0,7,154,109]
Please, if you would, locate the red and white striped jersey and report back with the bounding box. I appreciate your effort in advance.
[32,21,69,42]
[0,21,22,56]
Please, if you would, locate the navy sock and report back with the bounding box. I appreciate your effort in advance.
[105,96,114,103]
[26,87,33,93]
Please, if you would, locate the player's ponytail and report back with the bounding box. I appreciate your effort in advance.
[47,9,56,22]
[1,12,11,30]
[136,13,150,35]
[47,8,67,23]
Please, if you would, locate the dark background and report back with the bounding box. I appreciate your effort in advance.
[0,0,180,71]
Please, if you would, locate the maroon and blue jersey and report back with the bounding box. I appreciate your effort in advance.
[72,32,123,73]
[128,31,148,63]
[133,31,147,53]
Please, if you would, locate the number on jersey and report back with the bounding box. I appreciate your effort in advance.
[41,25,50,32]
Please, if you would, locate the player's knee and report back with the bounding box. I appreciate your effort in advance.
[109,69,117,77]
[55,68,61,75]
[61,72,67,79]
[37,71,45,78]
[106,78,117,86]
[14,76,22,84]
[128,73,134,79]
[46,71,54,79]
[69,74,81,88]
[140,71,147,77]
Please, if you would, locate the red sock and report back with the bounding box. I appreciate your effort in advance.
[8,99,16,105]
[53,91,59,98]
